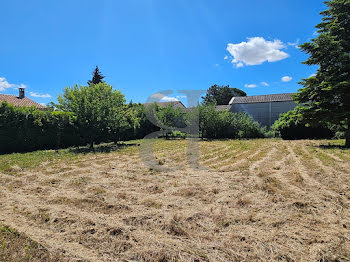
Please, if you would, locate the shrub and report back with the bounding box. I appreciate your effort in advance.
[0,102,79,154]
[198,104,266,139]
[271,107,334,140]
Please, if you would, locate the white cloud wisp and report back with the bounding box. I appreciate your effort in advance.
[29,92,52,98]
[0,77,27,92]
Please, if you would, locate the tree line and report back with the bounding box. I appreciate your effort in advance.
[0,82,268,154]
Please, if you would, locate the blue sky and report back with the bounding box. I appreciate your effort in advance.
[0,0,324,106]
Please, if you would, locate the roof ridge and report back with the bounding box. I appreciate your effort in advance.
[229,93,296,105]
[0,94,46,109]
[233,92,296,98]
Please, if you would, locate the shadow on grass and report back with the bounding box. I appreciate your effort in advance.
[68,142,140,154]
[318,144,349,150]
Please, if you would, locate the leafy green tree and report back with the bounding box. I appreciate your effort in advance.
[87,66,105,86]
[295,0,350,147]
[271,107,334,140]
[156,105,186,138]
[126,103,159,139]
[202,85,246,105]
[56,83,129,148]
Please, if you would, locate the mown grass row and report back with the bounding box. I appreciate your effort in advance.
[0,224,64,262]
[1,138,350,176]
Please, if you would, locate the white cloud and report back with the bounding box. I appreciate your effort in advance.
[244,84,257,88]
[0,77,27,92]
[260,81,269,87]
[226,37,289,68]
[309,73,316,77]
[282,76,292,82]
[224,55,228,60]
[160,96,179,102]
[29,92,52,98]
[287,39,300,49]
[150,93,179,102]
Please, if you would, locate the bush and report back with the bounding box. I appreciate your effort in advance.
[0,102,79,154]
[272,107,334,140]
[122,103,159,140]
[198,104,266,139]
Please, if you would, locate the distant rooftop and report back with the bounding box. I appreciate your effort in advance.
[215,105,231,111]
[143,101,185,109]
[229,93,296,105]
[0,94,46,109]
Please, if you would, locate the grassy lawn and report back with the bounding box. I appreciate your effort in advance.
[0,138,350,261]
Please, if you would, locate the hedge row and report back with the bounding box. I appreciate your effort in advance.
[0,102,79,153]
[0,101,272,154]
[271,107,336,140]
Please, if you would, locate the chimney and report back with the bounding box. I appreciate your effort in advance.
[19,88,25,99]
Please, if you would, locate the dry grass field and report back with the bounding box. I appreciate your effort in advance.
[1,139,350,261]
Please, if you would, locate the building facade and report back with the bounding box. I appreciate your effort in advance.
[228,93,297,127]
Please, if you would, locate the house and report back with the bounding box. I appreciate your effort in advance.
[0,88,46,110]
[228,93,297,127]
[143,101,186,109]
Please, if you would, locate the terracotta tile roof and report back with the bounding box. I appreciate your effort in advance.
[0,94,46,109]
[143,101,186,109]
[229,93,296,104]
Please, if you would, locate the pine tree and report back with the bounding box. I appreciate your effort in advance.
[87,66,105,86]
[295,0,350,147]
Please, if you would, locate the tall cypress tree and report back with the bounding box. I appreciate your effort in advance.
[295,0,350,147]
[87,66,105,86]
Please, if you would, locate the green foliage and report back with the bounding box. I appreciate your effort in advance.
[122,103,159,140]
[271,107,334,140]
[295,0,350,146]
[1,92,270,154]
[198,103,266,139]
[202,84,246,105]
[0,102,79,153]
[56,83,131,147]
[157,105,186,129]
[156,105,187,139]
[87,66,105,86]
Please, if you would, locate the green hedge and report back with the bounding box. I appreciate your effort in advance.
[0,102,79,154]
[198,104,267,139]
[271,108,334,140]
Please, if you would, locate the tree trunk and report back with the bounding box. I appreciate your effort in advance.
[89,141,94,149]
[346,119,350,148]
